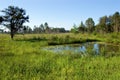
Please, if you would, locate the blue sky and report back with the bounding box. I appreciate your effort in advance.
[0,0,120,30]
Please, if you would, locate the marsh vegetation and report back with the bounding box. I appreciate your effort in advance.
[0,33,120,80]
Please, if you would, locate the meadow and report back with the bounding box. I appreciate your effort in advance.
[0,33,120,80]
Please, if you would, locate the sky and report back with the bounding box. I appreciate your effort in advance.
[0,0,120,30]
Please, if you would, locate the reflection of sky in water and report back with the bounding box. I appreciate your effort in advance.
[79,46,86,53]
[45,45,87,53]
[93,43,99,55]
[43,42,119,55]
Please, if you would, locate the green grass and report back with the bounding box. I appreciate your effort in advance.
[0,33,120,80]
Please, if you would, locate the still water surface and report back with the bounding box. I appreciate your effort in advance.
[43,42,120,56]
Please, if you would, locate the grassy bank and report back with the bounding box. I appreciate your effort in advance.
[0,33,120,80]
[13,33,120,45]
[14,33,100,45]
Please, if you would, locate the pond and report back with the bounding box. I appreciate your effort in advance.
[43,42,120,57]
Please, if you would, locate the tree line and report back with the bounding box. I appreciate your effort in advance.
[71,12,120,34]
[32,22,66,34]
[0,6,67,39]
[18,23,67,34]
[0,6,120,39]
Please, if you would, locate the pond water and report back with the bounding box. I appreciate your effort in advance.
[43,42,120,56]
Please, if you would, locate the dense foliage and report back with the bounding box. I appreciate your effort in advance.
[71,12,120,34]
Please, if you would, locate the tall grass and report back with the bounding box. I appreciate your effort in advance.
[0,33,120,80]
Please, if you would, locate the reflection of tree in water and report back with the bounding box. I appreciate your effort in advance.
[86,42,94,50]
[106,45,119,52]
[98,44,119,57]
[99,44,119,53]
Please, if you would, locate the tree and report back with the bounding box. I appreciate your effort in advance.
[0,16,4,24]
[85,18,95,33]
[44,22,48,29]
[24,26,32,33]
[98,16,108,33]
[71,24,79,33]
[78,21,86,33]
[98,16,113,33]
[40,24,45,33]
[44,22,51,33]
[0,16,5,33]
[1,6,29,39]
[111,12,120,32]
[52,28,66,33]
[33,25,40,33]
